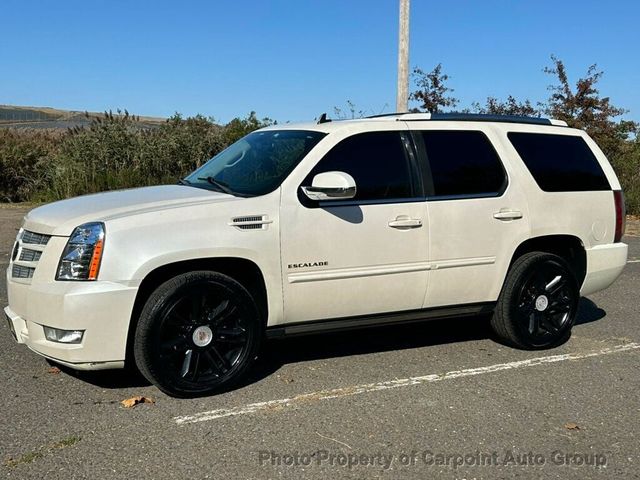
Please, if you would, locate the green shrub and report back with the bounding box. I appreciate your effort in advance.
[18,110,270,202]
[0,110,637,215]
[611,139,640,215]
[0,129,60,202]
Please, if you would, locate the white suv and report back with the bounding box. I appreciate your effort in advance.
[4,113,628,396]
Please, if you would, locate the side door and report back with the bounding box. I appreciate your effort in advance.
[408,125,531,308]
[279,127,430,324]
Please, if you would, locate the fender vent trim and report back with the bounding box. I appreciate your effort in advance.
[229,215,273,231]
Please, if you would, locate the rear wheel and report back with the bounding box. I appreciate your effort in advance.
[491,252,579,349]
[134,271,262,397]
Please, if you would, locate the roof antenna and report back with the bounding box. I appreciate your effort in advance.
[317,113,331,124]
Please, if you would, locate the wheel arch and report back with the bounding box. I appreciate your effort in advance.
[125,256,269,366]
[509,234,587,287]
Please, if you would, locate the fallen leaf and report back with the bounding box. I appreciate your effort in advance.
[564,422,580,431]
[47,367,61,374]
[121,396,155,408]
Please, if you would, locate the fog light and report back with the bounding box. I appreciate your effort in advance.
[43,326,84,344]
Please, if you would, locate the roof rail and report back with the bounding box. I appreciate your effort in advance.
[365,112,568,127]
[366,112,408,119]
[428,113,559,126]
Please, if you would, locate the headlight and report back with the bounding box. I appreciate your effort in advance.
[56,222,105,281]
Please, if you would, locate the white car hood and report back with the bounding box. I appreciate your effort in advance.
[24,185,238,236]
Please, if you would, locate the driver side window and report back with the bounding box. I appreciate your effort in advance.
[302,131,416,202]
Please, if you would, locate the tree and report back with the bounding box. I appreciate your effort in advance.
[610,136,640,215]
[472,95,541,117]
[544,55,637,156]
[409,64,458,113]
[223,111,274,144]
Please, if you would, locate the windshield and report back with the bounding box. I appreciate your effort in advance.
[184,130,326,197]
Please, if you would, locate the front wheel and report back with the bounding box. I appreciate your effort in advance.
[491,252,579,349]
[134,271,263,397]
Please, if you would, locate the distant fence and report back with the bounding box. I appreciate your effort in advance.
[0,108,59,123]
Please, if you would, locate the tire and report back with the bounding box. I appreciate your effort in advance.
[134,271,263,397]
[491,252,579,349]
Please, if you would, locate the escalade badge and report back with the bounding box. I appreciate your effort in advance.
[287,261,328,269]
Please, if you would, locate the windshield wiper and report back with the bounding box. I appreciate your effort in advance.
[177,178,191,185]
[197,176,235,195]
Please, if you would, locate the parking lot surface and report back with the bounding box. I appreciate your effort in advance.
[1,205,639,479]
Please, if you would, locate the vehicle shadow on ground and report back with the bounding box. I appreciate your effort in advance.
[574,297,606,325]
[240,296,608,391]
[51,361,152,389]
[64,297,607,392]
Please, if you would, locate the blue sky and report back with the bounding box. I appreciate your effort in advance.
[1,0,638,123]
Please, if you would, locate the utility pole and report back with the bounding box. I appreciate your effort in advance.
[396,0,410,112]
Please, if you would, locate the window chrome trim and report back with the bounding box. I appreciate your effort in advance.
[316,196,427,208]
[425,191,505,202]
[309,190,507,207]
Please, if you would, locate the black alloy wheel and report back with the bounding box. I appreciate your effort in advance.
[134,271,262,397]
[491,252,579,349]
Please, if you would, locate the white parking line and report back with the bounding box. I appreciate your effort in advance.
[627,259,640,263]
[174,342,640,425]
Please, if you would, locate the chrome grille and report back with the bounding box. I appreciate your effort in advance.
[12,265,35,279]
[11,229,51,282]
[19,248,42,262]
[22,230,51,245]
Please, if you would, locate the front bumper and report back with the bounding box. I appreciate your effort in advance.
[580,242,628,296]
[5,272,138,370]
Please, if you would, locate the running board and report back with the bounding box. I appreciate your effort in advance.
[266,302,495,338]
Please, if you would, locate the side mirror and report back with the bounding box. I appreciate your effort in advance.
[302,171,357,201]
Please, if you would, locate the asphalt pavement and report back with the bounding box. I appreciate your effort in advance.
[1,206,639,479]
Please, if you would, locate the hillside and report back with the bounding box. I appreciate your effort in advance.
[0,104,166,129]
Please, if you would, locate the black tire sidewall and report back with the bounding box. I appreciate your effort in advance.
[134,271,263,397]
[496,252,579,349]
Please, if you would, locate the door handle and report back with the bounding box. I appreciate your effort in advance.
[493,209,523,220]
[388,216,422,229]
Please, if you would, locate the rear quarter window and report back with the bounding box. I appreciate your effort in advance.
[507,132,610,192]
[419,130,507,198]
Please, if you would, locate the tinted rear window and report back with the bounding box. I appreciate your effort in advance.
[420,130,507,197]
[508,132,610,192]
